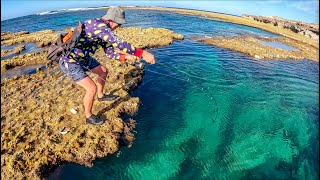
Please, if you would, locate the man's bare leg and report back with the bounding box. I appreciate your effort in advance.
[76,76,97,118]
[90,65,108,98]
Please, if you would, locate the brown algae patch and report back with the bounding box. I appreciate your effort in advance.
[196,36,319,62]
[1,27,183,72]
[1,59,142,179]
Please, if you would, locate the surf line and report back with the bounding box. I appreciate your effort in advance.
[147,61,219,123]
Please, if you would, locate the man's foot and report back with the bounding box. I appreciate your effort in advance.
[86,114,104,125]
[98,94,118,102]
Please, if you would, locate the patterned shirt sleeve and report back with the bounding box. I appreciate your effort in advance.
[104,46,120,60]
[84,19,143,57]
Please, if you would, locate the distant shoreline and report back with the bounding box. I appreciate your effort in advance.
[111,6,318,49]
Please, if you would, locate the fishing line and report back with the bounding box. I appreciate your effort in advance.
[145,69,189,82]
[156,62,215,83]
[150,61,219,123]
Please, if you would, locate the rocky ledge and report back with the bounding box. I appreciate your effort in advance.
[192,36,318,62]
[1,27,183,179]
[242,15,319,40]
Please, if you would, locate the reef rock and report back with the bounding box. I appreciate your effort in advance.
[1,26,183,179]
[1,59,142,179]
[193,36,318,62]
[241,15,319,40]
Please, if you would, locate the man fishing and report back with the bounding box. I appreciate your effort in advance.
[59,7,156,125]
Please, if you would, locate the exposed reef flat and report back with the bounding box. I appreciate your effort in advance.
[1,30,56,48]
[241,15,319,40]
[1,26,183,179]
[192,36,318,62]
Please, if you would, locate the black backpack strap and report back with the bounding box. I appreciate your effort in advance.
[46,21,84,63]
[63,21,83,57]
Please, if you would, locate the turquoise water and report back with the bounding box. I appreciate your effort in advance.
[2,9,318,179]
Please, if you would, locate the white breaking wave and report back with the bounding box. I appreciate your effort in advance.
[36,7,107,15]
[36,11,59,15]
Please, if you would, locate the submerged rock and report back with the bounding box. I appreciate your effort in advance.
[1,27,183,179]
[13,44,26,54]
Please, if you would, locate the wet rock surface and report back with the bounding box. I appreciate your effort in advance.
[193,36,319,62]
[242,15,319,40]
[1,26,183,179]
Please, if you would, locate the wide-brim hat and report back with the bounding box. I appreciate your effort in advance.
[102,7,127,24]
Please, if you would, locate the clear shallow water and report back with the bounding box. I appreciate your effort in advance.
[1,43,44,61]
[2,9,318,179]
[257,40,298,51]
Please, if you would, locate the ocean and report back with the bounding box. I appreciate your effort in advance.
[1,9,319,179]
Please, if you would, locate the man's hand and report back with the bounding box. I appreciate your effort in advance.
[142,50,156,64]
[125,54,139,61]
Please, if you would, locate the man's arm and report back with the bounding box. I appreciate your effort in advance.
[104,45,139,62]
[104,46,123,61]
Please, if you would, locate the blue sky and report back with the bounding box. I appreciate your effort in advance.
[1,0,319,23]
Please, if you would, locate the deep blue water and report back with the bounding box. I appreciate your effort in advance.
[2,9,319,180]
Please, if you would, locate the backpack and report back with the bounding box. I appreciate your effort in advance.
[46,21,83,64]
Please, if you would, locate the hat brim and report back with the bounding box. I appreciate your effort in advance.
[102,15,127,24]
[114,17,127,24]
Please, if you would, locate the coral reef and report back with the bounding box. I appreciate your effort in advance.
[1,25,183,179]
[194,36,319,62]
